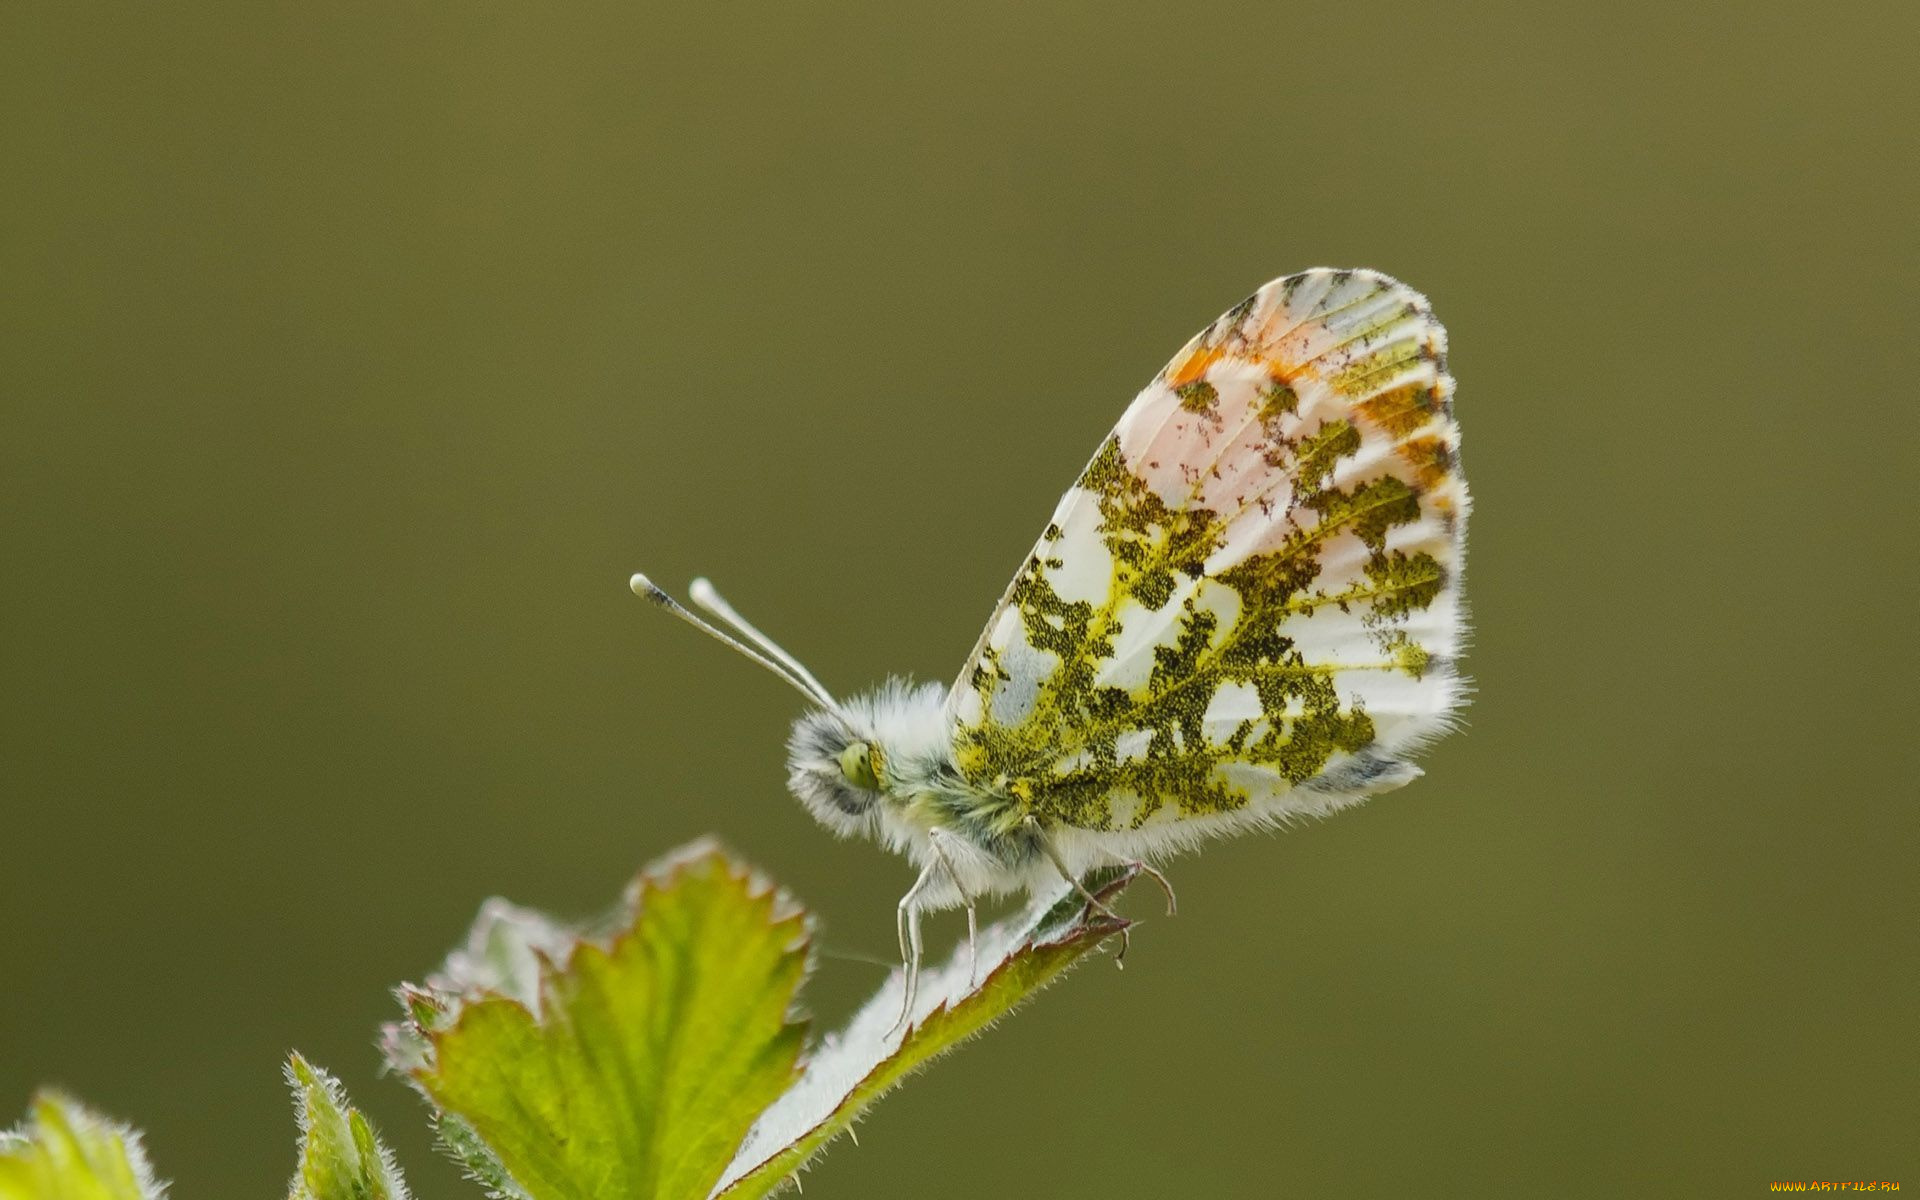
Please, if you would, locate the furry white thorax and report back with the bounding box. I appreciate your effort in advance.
[786,679,1063,909]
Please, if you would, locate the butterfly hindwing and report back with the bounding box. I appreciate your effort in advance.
[947,269,1468,841]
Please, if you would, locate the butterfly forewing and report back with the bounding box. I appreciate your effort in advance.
[947,269,1468,839]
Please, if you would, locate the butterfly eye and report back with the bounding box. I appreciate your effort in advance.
[838,741,882,791]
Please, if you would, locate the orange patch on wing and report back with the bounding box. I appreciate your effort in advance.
[1165,345,1223,387]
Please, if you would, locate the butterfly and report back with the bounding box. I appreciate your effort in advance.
[634,268,1468,1021]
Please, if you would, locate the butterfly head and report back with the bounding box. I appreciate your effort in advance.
[786,678,951,839]
[786,708,887,836]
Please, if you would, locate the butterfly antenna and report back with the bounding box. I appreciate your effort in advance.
[629,574,837,709]
[687,577,840,708]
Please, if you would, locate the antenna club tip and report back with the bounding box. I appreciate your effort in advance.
[688,577,718,603]
[629,573,666,601]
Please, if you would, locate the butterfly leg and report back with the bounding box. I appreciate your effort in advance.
[1034,829,1132,968]
[964,902,979,987]
[891,860,937,1034]
[1112,856,1178,916]
[926,828,980,986]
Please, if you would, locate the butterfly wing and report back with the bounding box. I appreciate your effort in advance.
[948,269,1468,845]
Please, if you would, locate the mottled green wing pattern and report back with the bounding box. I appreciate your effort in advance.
[949,269,1468,841]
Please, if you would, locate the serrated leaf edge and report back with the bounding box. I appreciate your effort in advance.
[716,868,1138,1198]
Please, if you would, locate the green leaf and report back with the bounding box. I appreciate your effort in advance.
[713,865,1137,1199]
[404,841,812,1200]
[386,841,1140,1200]
[0,1093,166,1200]
[430,1116,530,1200]
[284,1054,411,1200]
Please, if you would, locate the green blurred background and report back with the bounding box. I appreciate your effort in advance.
[3,2,1915,1196]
